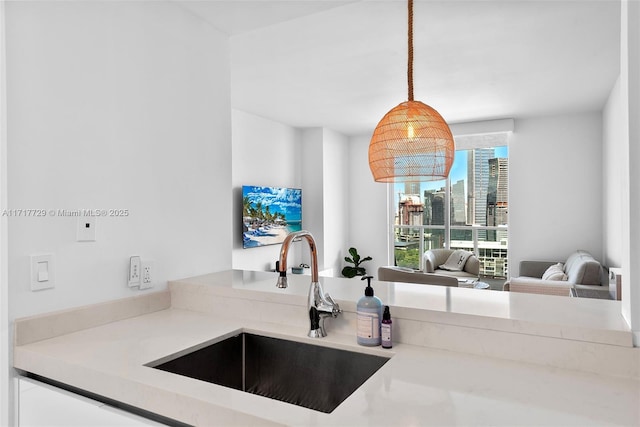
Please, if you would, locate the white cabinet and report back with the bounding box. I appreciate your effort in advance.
[19,378,166,426]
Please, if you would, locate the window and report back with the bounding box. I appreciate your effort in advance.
[393,145,509,278]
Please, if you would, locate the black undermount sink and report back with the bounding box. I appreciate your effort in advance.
[148,332,390,413]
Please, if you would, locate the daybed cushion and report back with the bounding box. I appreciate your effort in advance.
[439,250,473,272]
[542,263,567,281]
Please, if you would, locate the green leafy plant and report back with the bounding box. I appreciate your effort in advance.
[341,247,372,278]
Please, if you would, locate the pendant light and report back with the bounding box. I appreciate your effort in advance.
[368,0,455,182]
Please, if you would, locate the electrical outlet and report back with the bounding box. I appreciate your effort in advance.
[128,256,141,287]
[140,260,154,290]
[77,216,96,242]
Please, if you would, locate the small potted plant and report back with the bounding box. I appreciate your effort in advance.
[341,247,372,278]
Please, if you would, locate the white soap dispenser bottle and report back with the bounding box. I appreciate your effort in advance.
[356,275,383,346]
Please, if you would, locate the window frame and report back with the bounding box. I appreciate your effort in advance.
[387,122,513,277]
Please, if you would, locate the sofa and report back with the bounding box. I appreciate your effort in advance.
[504,250,605,296]
[423,248,480,280]
[377,266,458,287]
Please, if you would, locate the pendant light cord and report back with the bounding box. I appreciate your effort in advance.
[408,0,414,102]
[369,0,455,183]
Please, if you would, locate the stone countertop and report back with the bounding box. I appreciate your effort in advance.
[171,270,633,347]
[14,308,640,426]
[13,270,640,426]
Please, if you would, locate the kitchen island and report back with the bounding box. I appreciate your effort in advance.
[13,270,640,426]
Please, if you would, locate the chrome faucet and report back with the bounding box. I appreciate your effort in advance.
[276,230,341,338]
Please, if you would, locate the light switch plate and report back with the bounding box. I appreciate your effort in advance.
[30,254,54,291]
[77,216,96,242]
[128,256,141,287]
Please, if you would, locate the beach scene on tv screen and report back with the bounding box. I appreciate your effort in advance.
[242,185,302,248]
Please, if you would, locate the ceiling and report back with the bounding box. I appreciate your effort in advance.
[177,0,621,136]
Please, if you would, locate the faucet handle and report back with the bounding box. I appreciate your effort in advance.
[324,293,341,316]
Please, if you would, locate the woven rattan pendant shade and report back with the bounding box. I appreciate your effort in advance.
[369,100,454,182]
[368,0,455,182]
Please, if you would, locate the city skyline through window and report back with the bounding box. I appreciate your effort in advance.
[394,146,509,214]
[393,146,509,278]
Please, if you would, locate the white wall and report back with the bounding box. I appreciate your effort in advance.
[620,0,640,342]
[231,109,301,271]
[231,113,350,276]
[508,113,604,276]
[300,128,326,270]
[603,77,625,268]
[0,1,12,424]
[320,128,349,276]
[299,128,352,276]
[5,1,232,319]
[347,135,390,278]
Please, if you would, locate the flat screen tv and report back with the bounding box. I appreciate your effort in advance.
[242,185,302,249]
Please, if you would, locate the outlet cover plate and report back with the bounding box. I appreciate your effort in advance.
[140,260,155,290]
[77,216,96,242]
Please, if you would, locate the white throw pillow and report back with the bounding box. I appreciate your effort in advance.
[439,250,472,272]
[542,263,567,281]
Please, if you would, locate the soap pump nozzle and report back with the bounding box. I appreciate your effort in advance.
[361,275,374,296]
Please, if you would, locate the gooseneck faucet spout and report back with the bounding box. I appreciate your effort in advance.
[276,230,341,338]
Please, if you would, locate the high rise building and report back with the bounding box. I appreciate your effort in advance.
[404,182,421,196]
[423,191,433,225]
[467,148,495,239]
[451,179,466,225]
[423,188,445,249]
[424,189,445,226]
[487,158,508,226]
[487,157,509,242]
[398,195,423,226]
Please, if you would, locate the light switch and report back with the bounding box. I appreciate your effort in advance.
[31,254,54,291]
[37,261,49,282]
